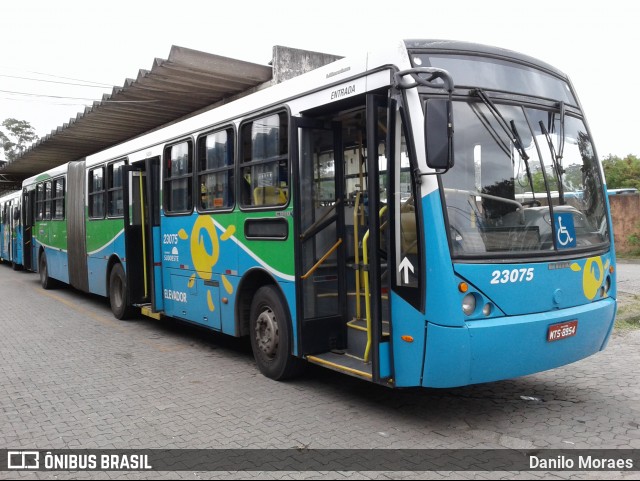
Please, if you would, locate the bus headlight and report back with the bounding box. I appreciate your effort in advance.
[462,294,476,316]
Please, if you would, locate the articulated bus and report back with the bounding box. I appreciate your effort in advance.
[20,39,617,388]
[0,190,24,270]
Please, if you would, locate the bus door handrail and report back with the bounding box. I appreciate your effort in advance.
[300,238,343,281]
[354,192,363,321]
[138,172,148,299]
[300,198,342,241]
[362,205,387,363]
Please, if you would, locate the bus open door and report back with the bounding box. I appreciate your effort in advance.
[121,157,161,318]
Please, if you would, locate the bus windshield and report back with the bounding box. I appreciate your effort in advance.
[439,100,609,258]
[414,53,577,106]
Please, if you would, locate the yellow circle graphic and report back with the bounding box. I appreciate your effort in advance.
[582,256,604,300]
[190,216,219,280]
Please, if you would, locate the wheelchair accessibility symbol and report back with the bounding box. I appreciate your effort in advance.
[554,213,576,248]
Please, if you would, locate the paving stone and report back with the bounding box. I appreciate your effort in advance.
[1,265,639,479]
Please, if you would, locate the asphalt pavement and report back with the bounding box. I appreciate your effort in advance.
[617,258,640,296]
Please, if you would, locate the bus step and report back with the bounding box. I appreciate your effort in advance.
[345,319,390,360]
[347,318,390,336]
[347,319,368,358]
[140,305,163,320]
[306,352,372,380]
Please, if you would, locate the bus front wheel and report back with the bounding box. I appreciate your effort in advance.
[109,263,134,320]
[249,285,304,381]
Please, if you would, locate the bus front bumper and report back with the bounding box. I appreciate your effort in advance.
[422,298,617,388]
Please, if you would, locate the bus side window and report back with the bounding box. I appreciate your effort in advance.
[107,160,126,217]
[393,108,423,310]
[44,181,52,220]
[88,167,105,219]
[52,177,65,220]
[164,140,194,214]
[35,183,45,221]
[197,128,234,211]
[240,112,289,208]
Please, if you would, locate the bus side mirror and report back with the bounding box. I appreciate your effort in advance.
[425,98,454,171]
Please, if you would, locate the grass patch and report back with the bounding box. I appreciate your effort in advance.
[615,294,640,330]
[617,254,640,261]
[616,316,640,330]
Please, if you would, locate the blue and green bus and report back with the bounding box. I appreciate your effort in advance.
[21,39,617,388]
[0,190,24,270]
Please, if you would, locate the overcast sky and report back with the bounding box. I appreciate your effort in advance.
[2,0,639,160]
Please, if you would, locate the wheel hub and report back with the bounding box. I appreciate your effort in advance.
[255,308,279,358]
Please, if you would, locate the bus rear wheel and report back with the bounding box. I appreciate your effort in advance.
[249,285,304,380]
[109,263,135,320]
[39,253,56,289]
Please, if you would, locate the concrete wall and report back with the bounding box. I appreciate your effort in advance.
[271,46,343,84]
[609,193,640,255]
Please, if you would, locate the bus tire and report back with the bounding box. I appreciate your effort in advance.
[249,285,304,381]
[109,263,134,320]
[39,253,56,289]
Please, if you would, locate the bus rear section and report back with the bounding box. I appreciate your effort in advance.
[0,191,24,270]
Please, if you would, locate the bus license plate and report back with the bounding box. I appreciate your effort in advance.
[547,320,578,342]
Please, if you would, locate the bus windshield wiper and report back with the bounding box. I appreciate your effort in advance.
[557,101,565,160]
[469,103,511,158]
[546,101,566,161]
[472,89,530,162]
[539,120,565,204]
[472,89,537,201]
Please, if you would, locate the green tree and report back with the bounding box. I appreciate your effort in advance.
[0,118,39,163]
[602,154,640,189]
[529,169,558,193]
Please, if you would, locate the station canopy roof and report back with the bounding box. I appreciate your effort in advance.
[0,45,274,192]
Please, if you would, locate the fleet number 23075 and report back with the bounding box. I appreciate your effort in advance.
[490,268,535,284]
